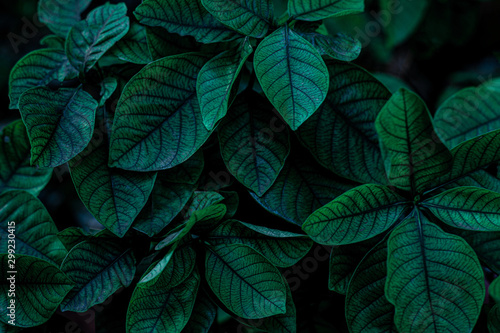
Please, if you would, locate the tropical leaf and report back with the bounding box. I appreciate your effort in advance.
[186,191,225,217]
[18,86,98,168]
[288,0,364,21]
[0,191,67,265]
[385,212,485,333]
[66,3,130,73]
[40,35,65,49]
[181,290,217,333]
[296,60,390,184]
[0,120,52,195]
[201,0,274,38]
[197,37,253,130]
[99,77,118,107]
[134,0,241,44]
[109,22,153,65]
[380,0,428,47]
[375,88,452,193]
[491,277,500,305]
[488,304,500,333]
[423,186,500,231]
[146,27,203,60]
[57,227,93,251]
[127,270,200,333]
[0,254,74,328]
[8,48,78,109]
[253,25,329,130]
[444,169,500,194]
[109,53,212,171]
[346,241,397,333]
[60,240,136,312]
[220,191,239,218]
[38,0,92,37]
[458,230,500,275]
[303,184,408,245]
[205,243,287,319]
[218,90,290,196]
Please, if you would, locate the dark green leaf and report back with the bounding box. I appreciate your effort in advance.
[491,276,500,304]
[488,304,500,333]
[254,25,329,130]
[99,77,118,107]
[288,0,364,21]
[146,27,202,60]
[181,290,217,333]
[109,22,153,65]
[40,35,65,49]
[380,0,428,47]
[38,0,92,37]
[458,230,500,275]
[220,190,239,218]
[57,227,93,251]
[186,191,225,216]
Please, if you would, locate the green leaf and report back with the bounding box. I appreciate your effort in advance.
[181,290,217,333]
[19,86,99,168]
[423,186,500,231]
[375,88,452,193]
[8,48,78,109]
[220,191,239,218]
[127,269,200,333]
[380,0,428,47]
[186,191,225,217]
[160,150,205,185]
[201,0,273,38]
[197,37,253,130]
[0,191,67,265]
[66,3,130,73]
[444,169,500,194]
[0,120,52,195]
[434,78,500,148]
[218,90,290,195]
[296,60,390,184]
[205,243,287,319]
[206,219,313,267]
[346,241,396,333]
[135,0,241,44]
[385,212,485,332]
[303,184,408,245]
[488,304,500,333]
[108,22,153,65]
[60,240,136,312]
[0,254,74,328]
[38,0,92,37]
[146,27,202,60]
[288,0,364,21]
[491,276,500,304]
[99,77,118,107]
[40,35,65,49]
[57,227,93,251]
[252,155,355,225]
[109,53,212,171]
[458,230,500,275]
[253,25,329,130]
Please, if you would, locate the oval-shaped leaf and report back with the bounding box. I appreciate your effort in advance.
[205,243,287,319]
[254,25,329,130]
[181,290,217,333]
[488,304,500,333]
[109,53,212,171]
[38,0,92,37]
[108,22,153,65]
[288,0,364,21]
[490,276,500,305]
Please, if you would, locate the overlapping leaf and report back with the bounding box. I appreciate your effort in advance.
[181,290,217,333]
[488,304,500,333]
[288,0,364,21]
[57,227,93,251]
[40,35,65,49]
[109,22,153,65]
[38,0,92,37]
[296,61,390,184]
[458,230,500,274]
[254,25,329,130]
[146,27,202,60]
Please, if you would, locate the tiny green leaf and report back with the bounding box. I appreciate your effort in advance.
[288,0,364,21]
[38,0,92,37]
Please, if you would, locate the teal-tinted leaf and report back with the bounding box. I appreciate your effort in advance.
[491,277,500,304]
[380,0,428,47]
[444,169,500,194]
[346,241,396,333]
[252,155,355,225]
[109,22,153,65]
[135,0,240,44]
[181,290,217,333]
[206,219,313,267]
[373,73,413,93]
[205,243,287,319]
[423,186,500,231]
[197,37,253,130]
[458,230,500,275]
[434,78,500,148]
[0,254,74,328]
[60,240,136,312]
[146,27,202,60]
[375,88,452,193]
[38,0,92,37]
[218,91,290,195]
[0,120,52,195]
[19,86,98,168]
[288,0,364,21]
[220,191,239,218]
[488,304,500,333]
[127,270,200,333]
[303,184,408,245]
[296,61,390,184]
[254,25,329,130]
[66,3,130,73]
[109,53,212,171]
[99,77,118,107]
[385,212,485,332]
[186,191,225,216]
[160,150,205,185]
[0,191,67,265]
[57,227,93,251]
[201,0,273,38]
[8,48,78,109]
[40,35,65,49]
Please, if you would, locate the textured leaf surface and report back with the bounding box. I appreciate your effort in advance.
[57,227,93,251]
[288,0,364,21]
[0,120,52,195]
[0,254,74,328]
[458,230,500,275]
[197,38,252,130]
[219,91,290,195]
[201,0,273,38]
[60,240,136,312]
[488,304,500,333]
[66,3,130,73]
[303,184,408,245]
[19,86,98,168]
[0,191,67,265]
[254,25,329,130]
[109,22,152,65]
[109,53,212,171]
[296,61,390,184]
[181,291,217,333]
[205,244,287,319]
[8,48,78,109]
[491,277,500,304]
[38,0,92,37]
[385,213,484,333]
[146,27,201,60]
[135,0,240,43]
[375,88,452,193]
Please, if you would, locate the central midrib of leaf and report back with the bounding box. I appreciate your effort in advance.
[225,0,271,24]
[284,27,297,129]
[292,0,343,18]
